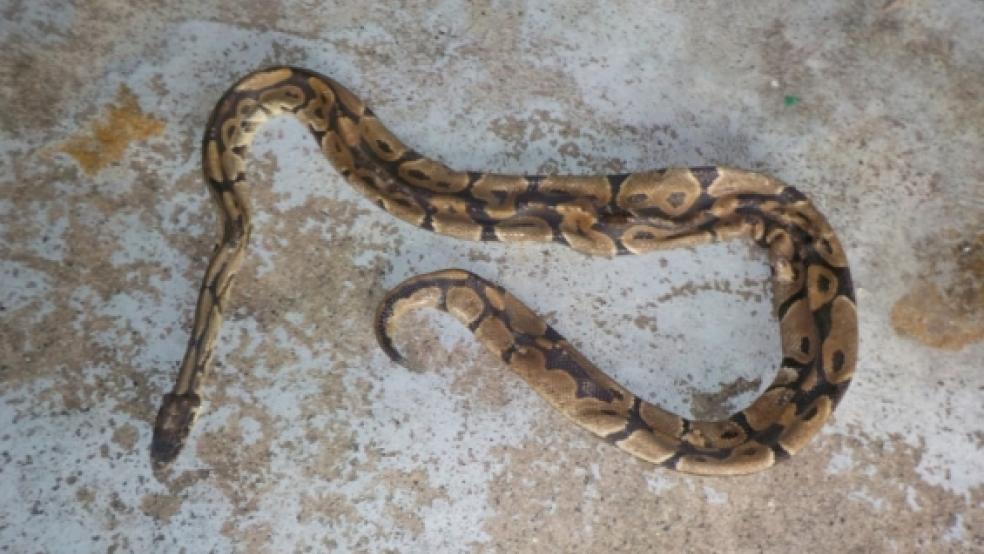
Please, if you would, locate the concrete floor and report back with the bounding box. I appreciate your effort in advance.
[2,1,983,552]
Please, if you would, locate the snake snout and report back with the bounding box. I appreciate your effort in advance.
[151,392,202,465]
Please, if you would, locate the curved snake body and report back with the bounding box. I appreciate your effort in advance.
[152,66,858,475]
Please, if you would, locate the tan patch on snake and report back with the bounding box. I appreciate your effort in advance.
[778,395,833,455]
[475,316,515,356]
[556,203,617,256]
[676,441,775,475]
[397,158,469,193]
[494,215,553,243]
[258,85,305,113]
[59,85,165,175]
[686,420,748,449]
[743,387,795,431]
[471,174,529,218]
[639,403,685,437]
[446,286,485,325]
[780,299,817,365]
[617,169,701,216]
[807,264,839,309]
[430,196,484,240]
[615,429,678,463]
[707,167,785,197]
[360,115,408,161]
[823,297,858,384]
[502,293,547,336]
[234,67,292,91]
[539,175,612,206]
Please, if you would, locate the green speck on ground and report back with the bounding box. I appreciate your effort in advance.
[784,95,800,106]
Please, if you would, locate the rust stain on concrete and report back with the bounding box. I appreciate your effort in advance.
[891,232,984,350]
[59,85,165,175]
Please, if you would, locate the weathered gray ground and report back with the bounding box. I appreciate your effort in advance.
[1,1,982,552]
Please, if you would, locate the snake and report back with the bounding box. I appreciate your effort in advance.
[152,66,857,476]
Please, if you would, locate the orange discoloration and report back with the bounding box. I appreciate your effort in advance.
[60,85,165,175]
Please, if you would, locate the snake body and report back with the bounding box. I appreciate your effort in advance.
[152,66,858,475]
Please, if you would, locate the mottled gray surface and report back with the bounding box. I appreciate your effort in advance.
[1,1,982,552]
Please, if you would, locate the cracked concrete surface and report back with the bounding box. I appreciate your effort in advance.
[1,1,982,552]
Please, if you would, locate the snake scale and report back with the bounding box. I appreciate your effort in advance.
[152,66,858,476]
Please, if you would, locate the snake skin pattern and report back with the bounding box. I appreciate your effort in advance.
[152,66,858,475]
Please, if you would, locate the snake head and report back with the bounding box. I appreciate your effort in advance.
[151,392,201,466]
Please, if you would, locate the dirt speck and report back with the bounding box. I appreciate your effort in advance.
[74,486,95,506]
[139,493,184,522]
[111,423,139,452]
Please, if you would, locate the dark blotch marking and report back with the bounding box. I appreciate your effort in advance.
[800,336,810,354]
[666,191,686,208]
[779,186,807,203]
[690,166,719,188]
[634,231,656,240]
[509,221,544,231]
[407,169,428,180]
[803,405,819,420]
[832,350,845,372]
[720,430,739,440]
[817,274,831,292]
[375,139,393,154]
